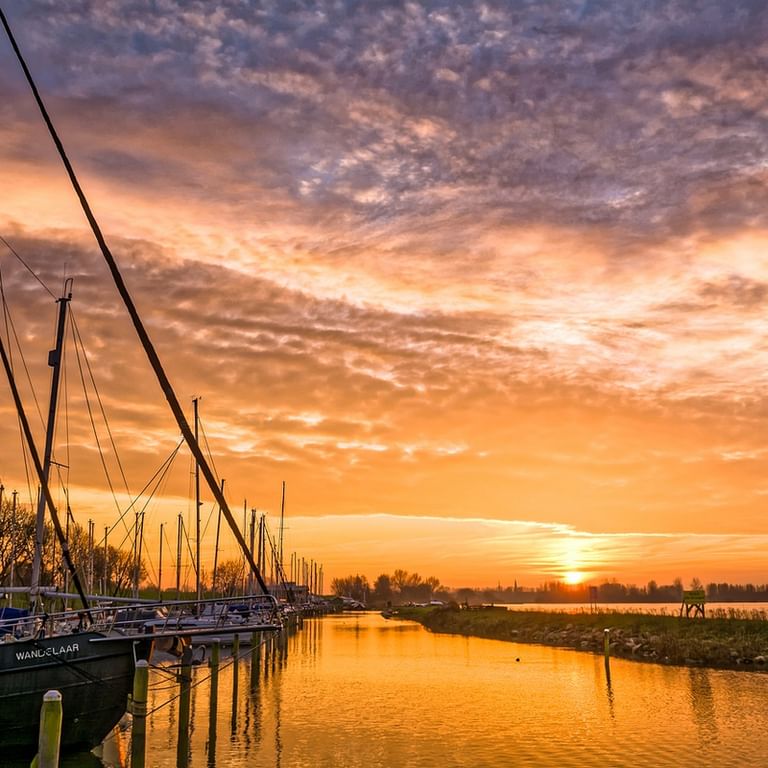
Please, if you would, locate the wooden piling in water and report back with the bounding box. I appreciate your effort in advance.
[131,660,149,768]
[603,628,611,661]
[271,630,277,673]
[177,645,193,768]
[208,639,220,760]
[32,690,62,768]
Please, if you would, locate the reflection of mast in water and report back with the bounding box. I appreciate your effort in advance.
[593,656,615,721]
[241,665,253,751]
[205,641,221,768]
[687,668,717,747]
[604,668,615,721]
[273,648,282,768]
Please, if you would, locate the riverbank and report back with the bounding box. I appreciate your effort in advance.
[391,605,768,670]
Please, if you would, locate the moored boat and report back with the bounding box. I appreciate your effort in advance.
[0,630,147,752]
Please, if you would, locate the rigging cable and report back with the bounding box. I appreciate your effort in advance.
[0,243,53,505]
[0,330,90,609]
[135,442,181,587]
[0,7,269,595]
[0,234,55,299]
[109,439,184,540]
[70,310,133,501]
[70,310,127,524]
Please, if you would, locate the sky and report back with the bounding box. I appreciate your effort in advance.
[1,0,768,591]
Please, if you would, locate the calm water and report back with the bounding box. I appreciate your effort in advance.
[62,612,768,766]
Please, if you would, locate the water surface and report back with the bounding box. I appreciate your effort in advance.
[72,612,768,766]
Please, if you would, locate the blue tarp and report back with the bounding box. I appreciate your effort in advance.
[0,606,29,635]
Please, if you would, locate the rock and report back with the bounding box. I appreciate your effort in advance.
[754,655,766,664]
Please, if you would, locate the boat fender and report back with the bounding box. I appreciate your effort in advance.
[169,634,191,657]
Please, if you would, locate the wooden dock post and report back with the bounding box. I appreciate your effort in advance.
[32,690,62,768]
[177,645,193,768]
[603,628,611,661]
[131,660,149,768]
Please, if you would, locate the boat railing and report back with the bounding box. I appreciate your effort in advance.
[0,593,282,641]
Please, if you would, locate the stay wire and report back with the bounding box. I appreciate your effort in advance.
[0,234,55,299]
[70,313,125,522]
[138,449,179,585]
[108,440,184,545]
[0,261,45,505]
[70,310,133,500]
[145,634,273,718]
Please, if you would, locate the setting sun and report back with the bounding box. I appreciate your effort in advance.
[564,571,584,585]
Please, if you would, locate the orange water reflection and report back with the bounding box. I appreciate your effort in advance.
[109,613,768,767]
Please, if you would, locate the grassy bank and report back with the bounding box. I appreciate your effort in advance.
[392,605,768,670]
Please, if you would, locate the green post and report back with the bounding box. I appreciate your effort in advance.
[32,690,62,768]
[131,660,149,768]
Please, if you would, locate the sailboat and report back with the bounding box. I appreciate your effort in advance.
[0,8,279,755]
[0,277,157,753]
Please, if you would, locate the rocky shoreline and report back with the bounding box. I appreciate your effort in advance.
[391,605,768,671]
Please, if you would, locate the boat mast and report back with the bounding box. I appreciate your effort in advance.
[212,478,224,595]
[9,490,16,591]
[103,524,108,595]
[30,281,72,606]
[250,507,257,594]
[279,481,285,575]
[193,397,201,607]
[0,332,90,610]
[0,11,270,595]
[158,522,163,600]
[176,512,183,599]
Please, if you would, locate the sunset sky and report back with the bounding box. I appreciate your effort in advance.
[2,1,768,591]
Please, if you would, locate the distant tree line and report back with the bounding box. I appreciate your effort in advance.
[330,571,768,606]
[331,569,448,605]
[0,496,144,598]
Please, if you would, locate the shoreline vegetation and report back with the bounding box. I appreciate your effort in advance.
[390,605,768,671]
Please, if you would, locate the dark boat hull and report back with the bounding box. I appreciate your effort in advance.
[0,631,138,755]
